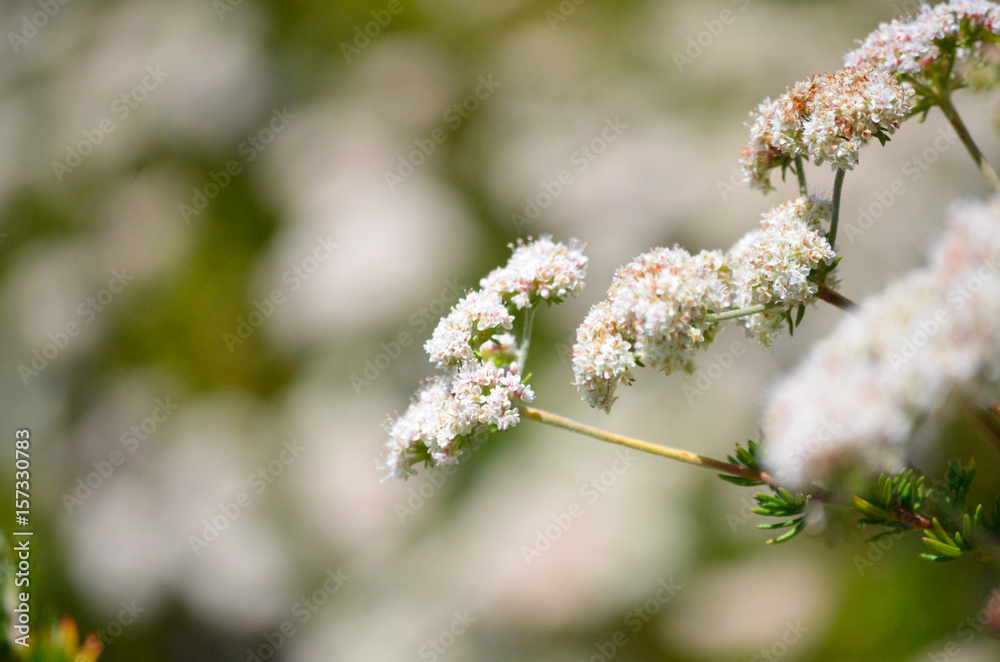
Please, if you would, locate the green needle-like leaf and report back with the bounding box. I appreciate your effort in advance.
[853,495,891,521]
[767,519,806,544]
[717,474,763,487]
[758,519,801,530]
[922,537,963,558]
[920,553,955,563]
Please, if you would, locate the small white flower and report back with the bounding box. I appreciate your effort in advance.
[384,235,586,479]
[571,301,637,412]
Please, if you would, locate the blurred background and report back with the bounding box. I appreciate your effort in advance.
[1,0,999,660]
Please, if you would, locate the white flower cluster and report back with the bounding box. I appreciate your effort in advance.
[741,67,914,191]
[572,247,729,411]
[382,362,535,479]
[729,197,837,346]
[480,236,589,310]
[845,0,1000,79]
[762,196,1000,490]
[383,236,587,479]
[424,290,514,369]
[573,197,836,411]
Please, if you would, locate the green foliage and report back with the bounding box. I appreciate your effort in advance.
[850,460,1000,563]
[753,489,810,544]
[719,444,1000,562]
[718,439,765,487]
[917,460,989,562]
[984,496,1000,537]
[853,469,929,527]
[944,458,976,508]
[719,440,810,544]
[920,512,978,562]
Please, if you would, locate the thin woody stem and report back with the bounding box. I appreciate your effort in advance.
[892,506,934,531]
[519,405,780,488]
[519,408,993,546]
[937,92,1000,194]
[520,407,999,558]
[817,286,857,312]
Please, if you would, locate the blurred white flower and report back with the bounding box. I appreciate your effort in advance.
[257,100,478,343]
[763,196,1000,489]
[61,393,295,629]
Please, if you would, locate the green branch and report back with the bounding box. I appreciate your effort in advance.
[816,286,856,312]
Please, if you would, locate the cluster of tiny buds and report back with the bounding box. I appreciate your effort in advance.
[741,66,913,191]
[382,236,588,479]
[572,196,836,412]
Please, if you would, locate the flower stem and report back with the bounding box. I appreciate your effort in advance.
[795,156,808,197]
[705,303,777,323]
[828,168,846,249]
[937,92,1000,194]
[817,286,857,312]
[517,308,536,371]
[519,405,780,487]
